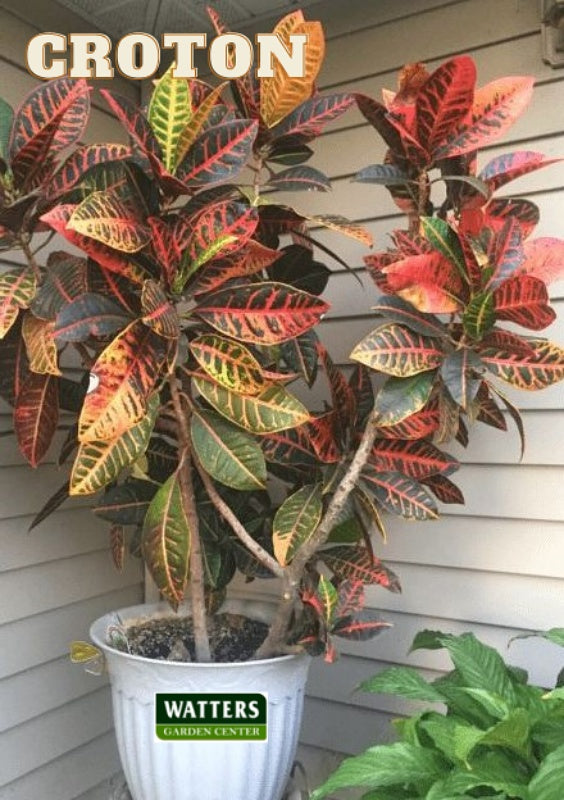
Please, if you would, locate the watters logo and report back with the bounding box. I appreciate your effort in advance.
[155,693,268,741]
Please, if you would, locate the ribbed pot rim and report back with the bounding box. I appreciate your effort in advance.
[90,600,304,670]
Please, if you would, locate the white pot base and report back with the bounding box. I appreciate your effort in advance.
[91,601,311,800]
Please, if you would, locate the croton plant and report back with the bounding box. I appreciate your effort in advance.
[0,13,562,664]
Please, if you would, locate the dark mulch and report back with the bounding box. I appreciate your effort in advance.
[115,613,269,663]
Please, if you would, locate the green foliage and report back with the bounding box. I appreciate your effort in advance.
[312,630,564,799]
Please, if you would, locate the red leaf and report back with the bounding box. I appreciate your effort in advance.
[317,343,356,434]
[480,151,562,192]
[480,329,536,359]
[14,373,59,467]
[101,90,162,165]
[420,474,465,504]
[434,76,534,159]
[306,411,342,463]
[376,406,440,440]
[10,79,90,188]
[481,339,564,390]
[361,467,438,520]
[40,205,148,285]
[47,144,132,198]
[147,216,181,288]
[321,546,401,592]
[486,198,539,239]
[176,119,258,186]
[272,93,355,141]
[487,218,524,289]
[371,439,459,480]
[382,252,464,313]
[332,612,391,641]
[193,240,281,296]
[518,238,564,285]
[416,56,476,156]
[195,282,329,345]
[493,275,556,331]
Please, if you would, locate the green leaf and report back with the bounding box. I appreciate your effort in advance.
[190,409,266,491]
[272,483,322,566]
[317,574,339,625]
[148,64,191,173]
[529,744,564,800]
[478,709,531,758]
[0,97,14,163]
[194,377,310,435]
[440,350,483,410]
[351,323,444,377]
[410,629,449,652]
[142,469,191,610]
[420,217,468,281]
[420,715,484,762]
[463,292,495,339]
[95,479,157,525]
[310,743,446,800]
[441,633,516,705]
[458,688,511,720]
[511,628,564,648]
[373,372,436,427]
[190,334,265,395]
[359,666,445,703]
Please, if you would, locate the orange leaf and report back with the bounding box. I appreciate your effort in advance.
[260,12,325,127]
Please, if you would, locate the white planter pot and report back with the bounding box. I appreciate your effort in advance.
[90,600,311,800]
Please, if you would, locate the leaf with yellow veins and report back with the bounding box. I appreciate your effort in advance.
[148,63,192,173]
[22,314,61,375]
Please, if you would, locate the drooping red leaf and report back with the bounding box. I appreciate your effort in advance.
[473,382,508,431]
[382,252,464,313]
[420,474,465,504]
[141,280,180,339]
[40,205,148,285]
[348,364,375,432]
[332,612,392,641]
[321,545,401,592]
[416,56,476,156]
[271,93,355,141]
[361,467,438,520]
[261,426,318,472]
[176,119,258,186]
[518,238,564,285]
[479,151,562,192]
[336,579,366,618]
[371,439,459,480]
[14,372,59,467]
[355,93,407,156]
[86,261,140,316]
[492,275,555,331]
[47,143,132,198]
[434,76,534,159]
[195,282,329,345]
[317,343,356,434]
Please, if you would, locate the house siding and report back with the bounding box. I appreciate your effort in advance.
[0,8,143,799]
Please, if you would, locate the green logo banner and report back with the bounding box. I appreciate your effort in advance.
[155,693,268,741]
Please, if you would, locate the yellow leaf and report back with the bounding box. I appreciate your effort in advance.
[260,13,325,128]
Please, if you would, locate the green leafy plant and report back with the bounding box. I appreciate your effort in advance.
[312,628,564,800]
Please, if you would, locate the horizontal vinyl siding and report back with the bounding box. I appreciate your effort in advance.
[0,9,143,800]
[238,0,564,783]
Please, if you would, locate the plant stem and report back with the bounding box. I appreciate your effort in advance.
[20,236,42,281]
[254,410,380,659]
[193,456,285,579]
[169,376,211,662]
